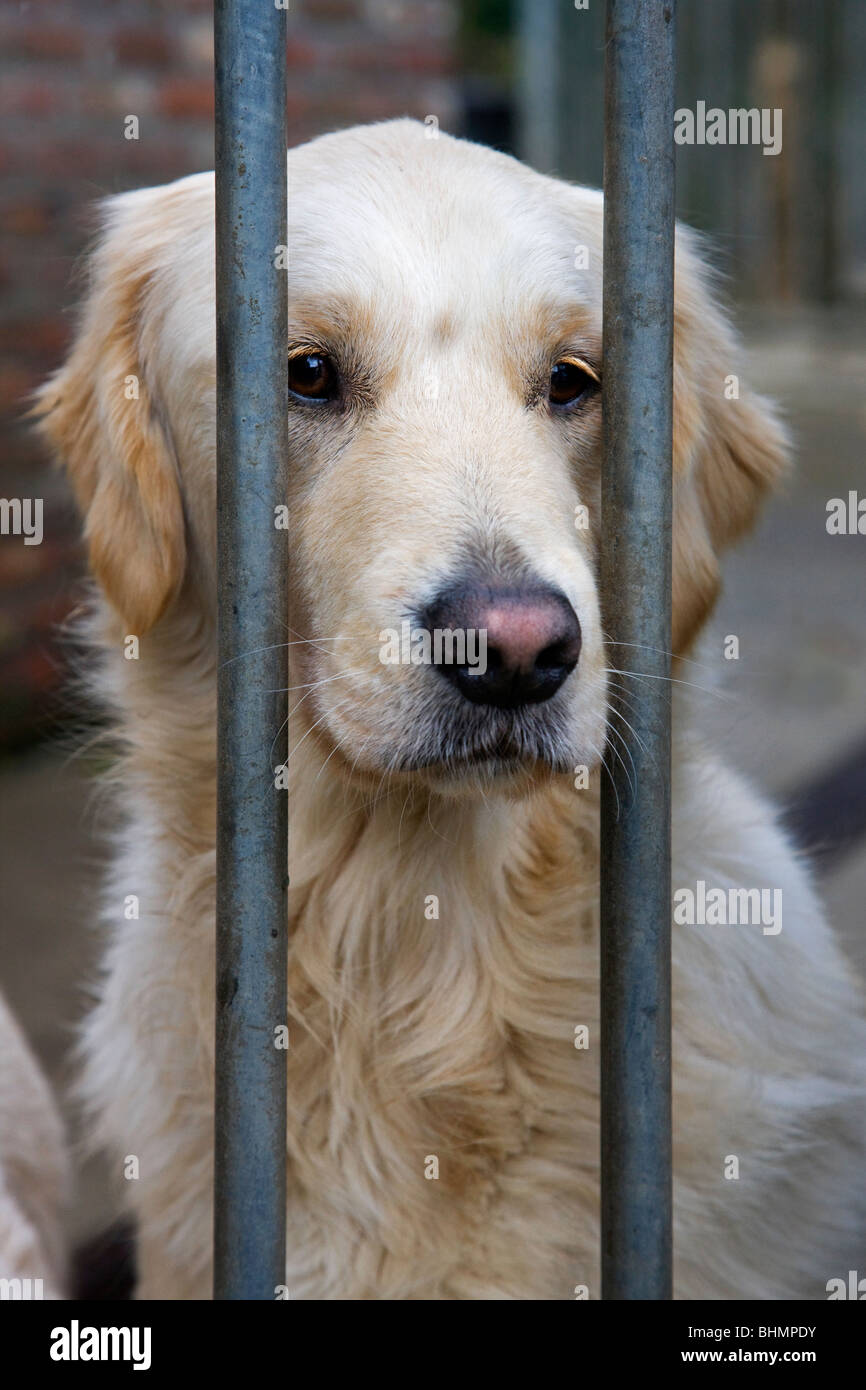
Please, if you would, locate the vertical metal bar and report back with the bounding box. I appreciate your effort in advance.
[214,0,288,1299]
[815,0,840,303]
[516,0,560,174]
[600,0,675,1300]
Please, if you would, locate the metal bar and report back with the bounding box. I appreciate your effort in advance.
[600,0,675,1301]
[213,0,288,1300]
[516,0,560,174]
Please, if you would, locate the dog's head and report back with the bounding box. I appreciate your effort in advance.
[36,120,787,795]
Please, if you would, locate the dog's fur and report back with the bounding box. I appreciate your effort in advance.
[0,990,69,1297]
[36,121,866,1299]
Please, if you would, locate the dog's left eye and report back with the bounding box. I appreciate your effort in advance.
[288,351,339,403]
[549,358,599,408]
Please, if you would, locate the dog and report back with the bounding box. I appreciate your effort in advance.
[36,119,866,1299]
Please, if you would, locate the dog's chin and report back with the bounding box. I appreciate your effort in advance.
[319,729,578,801]
[306,693,599,800]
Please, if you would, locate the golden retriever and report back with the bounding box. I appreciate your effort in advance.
[36,120,866,1299]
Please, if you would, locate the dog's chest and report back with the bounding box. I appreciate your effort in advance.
[281,799,601,1297]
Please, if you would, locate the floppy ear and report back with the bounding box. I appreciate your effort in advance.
[33,192,186,635]
[670,231,789,653]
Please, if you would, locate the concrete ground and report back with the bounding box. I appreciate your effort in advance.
[702,306,866,971]
[0,305,864,1261]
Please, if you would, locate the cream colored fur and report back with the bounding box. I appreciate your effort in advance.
[0,990,70,1298]
[36,121,866,1299]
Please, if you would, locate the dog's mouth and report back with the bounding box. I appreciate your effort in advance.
[310,702,577,790]
[404,750,532,777]
[301,634,603,789]
[392,713,576,778]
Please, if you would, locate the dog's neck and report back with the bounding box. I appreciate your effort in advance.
[288,727,600,952]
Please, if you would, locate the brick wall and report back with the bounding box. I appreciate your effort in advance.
[0,0,458,747]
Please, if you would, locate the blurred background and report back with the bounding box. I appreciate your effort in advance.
[0,0,864,1290]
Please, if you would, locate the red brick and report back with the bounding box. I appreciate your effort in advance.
[342,42,451,76]
[112,29,173,69]
[6,26,85,62]
[286,39,319,68]
[314,0,361,20]
[157,77,214,120]
[0,80,69,119]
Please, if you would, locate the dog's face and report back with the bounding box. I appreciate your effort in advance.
[37,121,788,795]
[284,127,610,792]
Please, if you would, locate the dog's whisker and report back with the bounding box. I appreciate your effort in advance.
[396,786,414,850]
[341,740,376,814]
[588,737,621,822]
[601,723,637,801]
[217,637,339,672]
[606,709,653,777]
[285,673,361,731]
[267,670,358,696]
[604,699,651,760]
[602,633,723,677]
[311,730,351,791]
[604,665,731,703]
[603,679,644,720]
[280,694,355,772]
[425,794,457,847]
[286,625,342,657]
[603,707,640,771]
[367,757,395,819]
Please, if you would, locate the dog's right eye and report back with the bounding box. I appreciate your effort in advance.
[288,351,339,403]
[548,357,600,408]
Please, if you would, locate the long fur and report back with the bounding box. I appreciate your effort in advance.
[34,120,866,1299]
[0,991,69,1297]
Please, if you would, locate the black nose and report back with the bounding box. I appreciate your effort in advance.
[418,581,582,709]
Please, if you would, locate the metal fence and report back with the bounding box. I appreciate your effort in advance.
[212,0,675,1301]
[600,0,674,1302]
[214,0,289,1301]
[520,0,862,305]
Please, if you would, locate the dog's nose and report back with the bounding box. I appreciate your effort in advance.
[420,582,582,708]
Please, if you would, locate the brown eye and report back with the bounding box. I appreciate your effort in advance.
[549,357,599,408]
[288,351,338,402]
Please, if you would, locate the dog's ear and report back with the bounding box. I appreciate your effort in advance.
[670,231,789,652]
[33,191,186,635]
